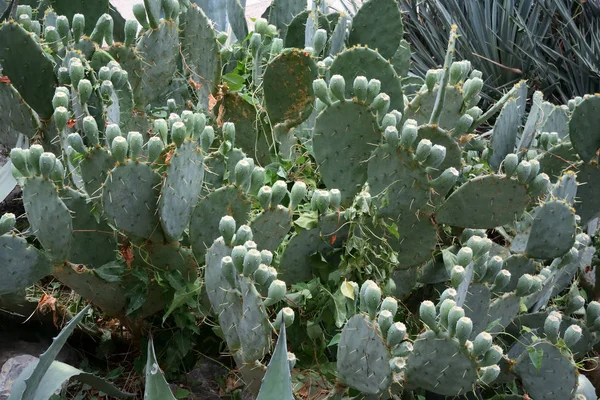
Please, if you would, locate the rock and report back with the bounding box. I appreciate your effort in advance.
[0,354,37,400]
[186,357,227,399]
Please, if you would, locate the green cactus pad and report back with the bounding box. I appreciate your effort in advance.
[266,0,307,39]
[337,315,392,394]
[514,342,578,399]
[53,263,127,316]
[108,44,145,107]
[540,103,569,139]
[569,94,600,162]
[0,81,39,144]
[62,188,116,267]
[135,21,179,106]
[489,98,520,171]
[367,144,430,219]
[0,22,58,119]
[575,163,600,224]
[23,177,73,262]
[251,206,292,252]
[486,294,521,334]
[501,255,536,293]
[280,213,347,284]
[524,200,576,259]
[225,148,248,182]
[203,153,226,192]
[102,162,162,239]
[436,175,529,229]
[406,330,478,396]
[189,185,251,260]
[237,276,272,362]
[49,0,109,35]
[181,5,221,110]
[329,46,404,112]
[404,86,464,130]
[226,0,248,42]
[391,39,411,77]
[417,125,462,178]
[159,140,205,242]
[537,142,578,179]
[216,93,272,166]
[313,100,379,204]
[107,78,134,129]
[348,0,403,60]
[0,234,52,295]
[284,10,336,49]
[263,49,318,128]
[460,283,491,337]
[205,237,243,351]
[80,147,116,199]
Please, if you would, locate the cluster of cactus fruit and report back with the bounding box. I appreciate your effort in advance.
[1,0,600,398]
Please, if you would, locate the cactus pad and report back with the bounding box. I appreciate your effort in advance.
[80,147,116,198]
[417,125,462,178]
[569,94,600,162]
[404,86,464,130]
[237,276,272,362]
[348,0,403,60]
[251,206,292,252]
[489,99,520,171]
[524,200,576,259]
[0,234,51,295]
[159,140,205,241]
[0,81,38,144]
[575,163,600,224]
[102,162,162,239]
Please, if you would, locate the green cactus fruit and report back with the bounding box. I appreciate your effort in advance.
[233,225,253,246]
[67,133,87,155]
[457,247,473,267]
[384,126,399,147]
[364,283,382,320]
[479,365,500,385]
[353,76,368,103]
[105,124,122,148]
[264,280,286,307]
[313,79,331,106]
[439,288,457,305]
[491,270,511,292]
[367,79,381,104]
[76,79,92,105]
[330,75,346,102]
[243,249,262,276]
[258,186,272,211]
[219,216,236,246]
[420,300,438,332]
[53,106,69,130]
[220,256,237,288]
[400,120,418,148]
[378,310,394,337]
[38,152,56,178]
[146,137,163,163]
[111,136,128,164]
[447,306,465,336]
[270,181,288,207]
[329,189,341,210]
[0,213,16,236]
[516,160,532,184]
[387,322,407,347]
[313,28,327,55]
[414,139,432,162]
[370,93,390,117]
[52,90,69,110]
[274,307,295,328]
[439,298,456,329]
[170,122,186,147]
[235,159,253,191]
[564,324,583,348]
[28,145,43,175]
[231,245,247,273]
[456,317,473,346]
[479,344,503,367]
[451,265,466,289]
[127,132,143,161]
[311,190,330,213]
[290,181,307,210]
[425,69,440,91]
[82,116,99,146]
[424,144,446,168]
[471,331,493,358]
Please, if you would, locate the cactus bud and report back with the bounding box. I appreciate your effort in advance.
[456,317,473,346]
[147,137,164,164]
[242,249,261,276]
[502,153,519,177]
[111,136,128,164]
[480,345,503,367]
[98,66,112,82]
[71,13,85,42]
[231,245,247,273]
[222,122,235,146]
[516,160,532,184]
[67,133,87,155]
[53,106,69,130]
[125,132,142,161]
[384,126,399,148]
[289,181,307,210]
[258,186,272,210]
[528,159,540,182]
[221,256,237,288]
[463,77,484,105]
[132,3,149,29]
[249,167,266,195]
[454,114,474,137]
[235,159,253,191]
[425,69,439,91]
[250,33,262,57]
[219,216,236,245]
[515,274,534,297]
[270,38,283,57]
[399,120,418,149]
[457,247,473,267]
[439,288,457,306]
[414,139,432,162]
[419,300,438,332]
[104,124,121,148]
[39,152,56,178]
[329,189,341,210]
[431,167,459,198]
[387,322,407,347]
[199,126,214,152]
[0,213,16,236]
[364,283,382,320]
[45,26,61,52]
[439,298,456,329]
[472,332,493,358]
[171,121,187,147]
[27,145,42,175]
[52,89,69,110]
[286,350,296,370]
[380,297,398,316]
[11,148,31,176]
[264,280,286,306]
[378,310,394,338]
[258,250,272,266]
[490,270,511,292]
[192,113,206,140]
[483,255,503,282]
[271,180,288,207]
[313,78,331,106]
[274,307,295,328]
[451,265,465,289]
[479,365,500,385]
[381,113,397,130]
[447,306,465,336]
[311,190,330,213]
[423,144,446,168]
[353,76,368,103]
[466,236,492,260]
[529,173,551,198]
[313,28,327,55]
[149,119,167,145]
[75,79,92,105]
[254,264,271,286]
[564,324,582,348]
[254,18,268,35]
[586,301,600,327]
[329,75,346,102]
[123,19,139,47]
[16,5,32,19]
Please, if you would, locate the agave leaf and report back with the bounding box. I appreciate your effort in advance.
[256,321,293,400]
[144,335,177,400]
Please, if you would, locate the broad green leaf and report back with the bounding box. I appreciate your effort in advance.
[340,281,355,300]
[294,211,318,230]
[94,261,125,283]
[162,282,201,324]
[256,321,294,400]
[144,336,177,400]
[528,347,544,371]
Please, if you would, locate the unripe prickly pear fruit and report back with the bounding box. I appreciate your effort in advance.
[51,159,64,184]
[235,159,253,191]
[439,298,456,329]
[528,159,540,181]
[439,288,457,306]
[52,90,69,110]
[57,67,70,85]
[98,66,112,81]
[219,216,236,245]
[270,38,283,57]
[366,79,381,104]
[480,345,503,367]
[270,180,288,207]
[457,247,473,267]
[39,152,56,178]
[454,114,474,137]
[28,145,43,175]
[479,365,500,385]
[111,136,128,164]
[353,76,368,103]
[192,113,206,140]
[103,125,121,150]
[586,301,600,327]
[313,29,327,55]
[463,77,484,105]
[17,5,32,18]
[77,79,92,105]
[456,317,473,346]
[472,332,493,358]
[82,116,99,146]
[254,18,269,35]
[257,250,271,266]
[0,213,16,236]
[425,69,439,91]
[451,265,465,289]
[364,283,382,319]
[274,307,295,328]
[132,3,149,29]
[181,110,195,133]
[387,322,407,347]
[243,249,261,276]
[171,122,187,147]
[466,236,492,260]
[249,33,261,57]
[45,26,60,52]
[200,126,215,152]
[71,13,85,42]
[151,119,167,144]
[414,139,432,162]
[221,256,237,288]
[222,122,235,146]
[371,93,390,117]
[258,186,272,210]
[100,80,113,102]
[313,79,331,105]
[381,297,398,316]
[329,75,346,102]
[424,144,446,168]
[516,160,532,184]
[431,167,459,197]
[254,264,271,286]
[543,312,562,343]
[447,306,465,336]
[311,190,330,213]
[147,137,164,163]
[264,280,286,306]
[68,133,87,155]
[381,113,397,130]
[502,153,519,177]
[69,60,85,90]
[384,126,399,148]
[53,106,68,130]
[231,245,247,273]
[564,324,582,348]
[329,189,341,210]
[389,357,405,373]
[483,255,503,282]
[127,132,143,160]
[378,310,394,337]
[289,181,307,210]
[124,19,138,47]
[515,274,534,297]
[419,301,438,332]
[490,270,511,292]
